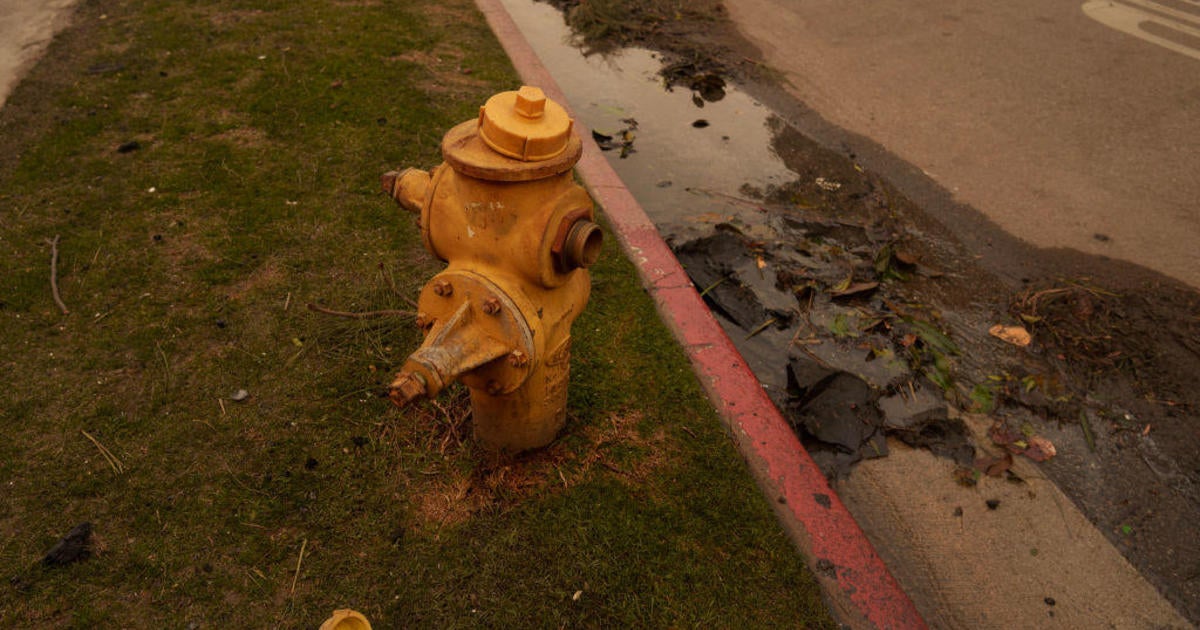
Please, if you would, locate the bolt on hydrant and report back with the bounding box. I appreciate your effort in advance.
[381,86,602,454]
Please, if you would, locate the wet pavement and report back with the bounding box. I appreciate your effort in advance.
[496,0,793,244]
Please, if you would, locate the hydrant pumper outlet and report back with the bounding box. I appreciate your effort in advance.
[382,86,602,454]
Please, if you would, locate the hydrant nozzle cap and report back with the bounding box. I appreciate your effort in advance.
[478,86,573,162]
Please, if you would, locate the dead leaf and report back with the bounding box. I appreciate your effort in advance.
[989,324,1032,347]
[989,420,1023,448]
[831,281,880,298]
[831,272,853,294]
[894,249,920,266]
[1024,436,1057,462]
[975,452,1014,477]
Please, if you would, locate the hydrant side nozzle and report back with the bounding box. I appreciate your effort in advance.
[388,372,428,408]
[563,220,603,270]
[552,212,604,273]
[382,168,429,214]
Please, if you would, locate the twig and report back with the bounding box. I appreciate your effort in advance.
[1079,410,1096,453]
[81,430,124,474]
[556,466,569,487]
[378,262,418,308]
[698,277,726,298]
[685,187,768,211]
[600,460,630,476]
[745,317,778,340]
[290,538,307,595]
[306,303,414,319]
[217,455,272,498]
[46,235,68,314]
[283,292,292,311]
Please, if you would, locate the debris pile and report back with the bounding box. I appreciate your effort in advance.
[674,214,974,476]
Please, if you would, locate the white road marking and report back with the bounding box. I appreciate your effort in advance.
[1083,0,1200,61]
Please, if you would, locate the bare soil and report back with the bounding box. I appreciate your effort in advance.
[539,0,1200,621]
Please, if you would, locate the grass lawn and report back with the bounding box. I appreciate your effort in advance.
[0,0,834,626]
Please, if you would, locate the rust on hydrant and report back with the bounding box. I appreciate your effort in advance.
[381,86,602,454]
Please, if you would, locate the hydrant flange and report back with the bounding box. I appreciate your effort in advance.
[390,270,534,406]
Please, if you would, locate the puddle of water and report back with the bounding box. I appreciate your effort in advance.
[497,0,796,241]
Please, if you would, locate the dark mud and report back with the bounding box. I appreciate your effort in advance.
[528,0,1200,620]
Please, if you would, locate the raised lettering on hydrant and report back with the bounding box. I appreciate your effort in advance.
[381,86,602,454]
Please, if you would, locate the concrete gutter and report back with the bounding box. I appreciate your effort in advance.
[472,1,926,627]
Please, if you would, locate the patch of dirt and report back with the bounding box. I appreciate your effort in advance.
[421,2,482,30]
[383,45,487,98]
[225,258,286,301]
[537,0,758,97]
[393,387,672,528]
[210,126,270,149]
[206,9,267,29]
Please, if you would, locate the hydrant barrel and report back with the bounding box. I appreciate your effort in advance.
[383,86,599,454]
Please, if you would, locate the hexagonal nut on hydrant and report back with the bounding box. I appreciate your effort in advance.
[432,279,453,297]
[508,350,529,368]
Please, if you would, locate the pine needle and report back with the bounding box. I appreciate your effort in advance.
[80,430,124,474]
[290,538,307,595]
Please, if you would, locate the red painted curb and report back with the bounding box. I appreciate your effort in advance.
[473,1,927,627]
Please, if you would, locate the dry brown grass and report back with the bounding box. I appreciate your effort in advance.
[389,388,675,528]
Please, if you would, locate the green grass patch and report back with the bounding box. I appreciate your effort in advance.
[0,0,833,627]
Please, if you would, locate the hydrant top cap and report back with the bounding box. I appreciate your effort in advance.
[478,86,573,162]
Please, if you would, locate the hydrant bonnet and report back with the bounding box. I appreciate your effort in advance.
[478,86,574,161]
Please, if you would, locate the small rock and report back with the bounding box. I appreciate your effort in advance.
[230,389,250,402]
[42,522,92,566]
[1045,596,1056,606]
[815,177,842,192]
[814,558,836,577]
[878,384,947,430]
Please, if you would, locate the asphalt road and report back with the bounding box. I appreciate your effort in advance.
[727,0,1200,289]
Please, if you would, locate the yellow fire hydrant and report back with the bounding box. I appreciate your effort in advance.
[381,86,602,454]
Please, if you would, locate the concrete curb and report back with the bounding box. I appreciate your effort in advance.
[472,1,925,627]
